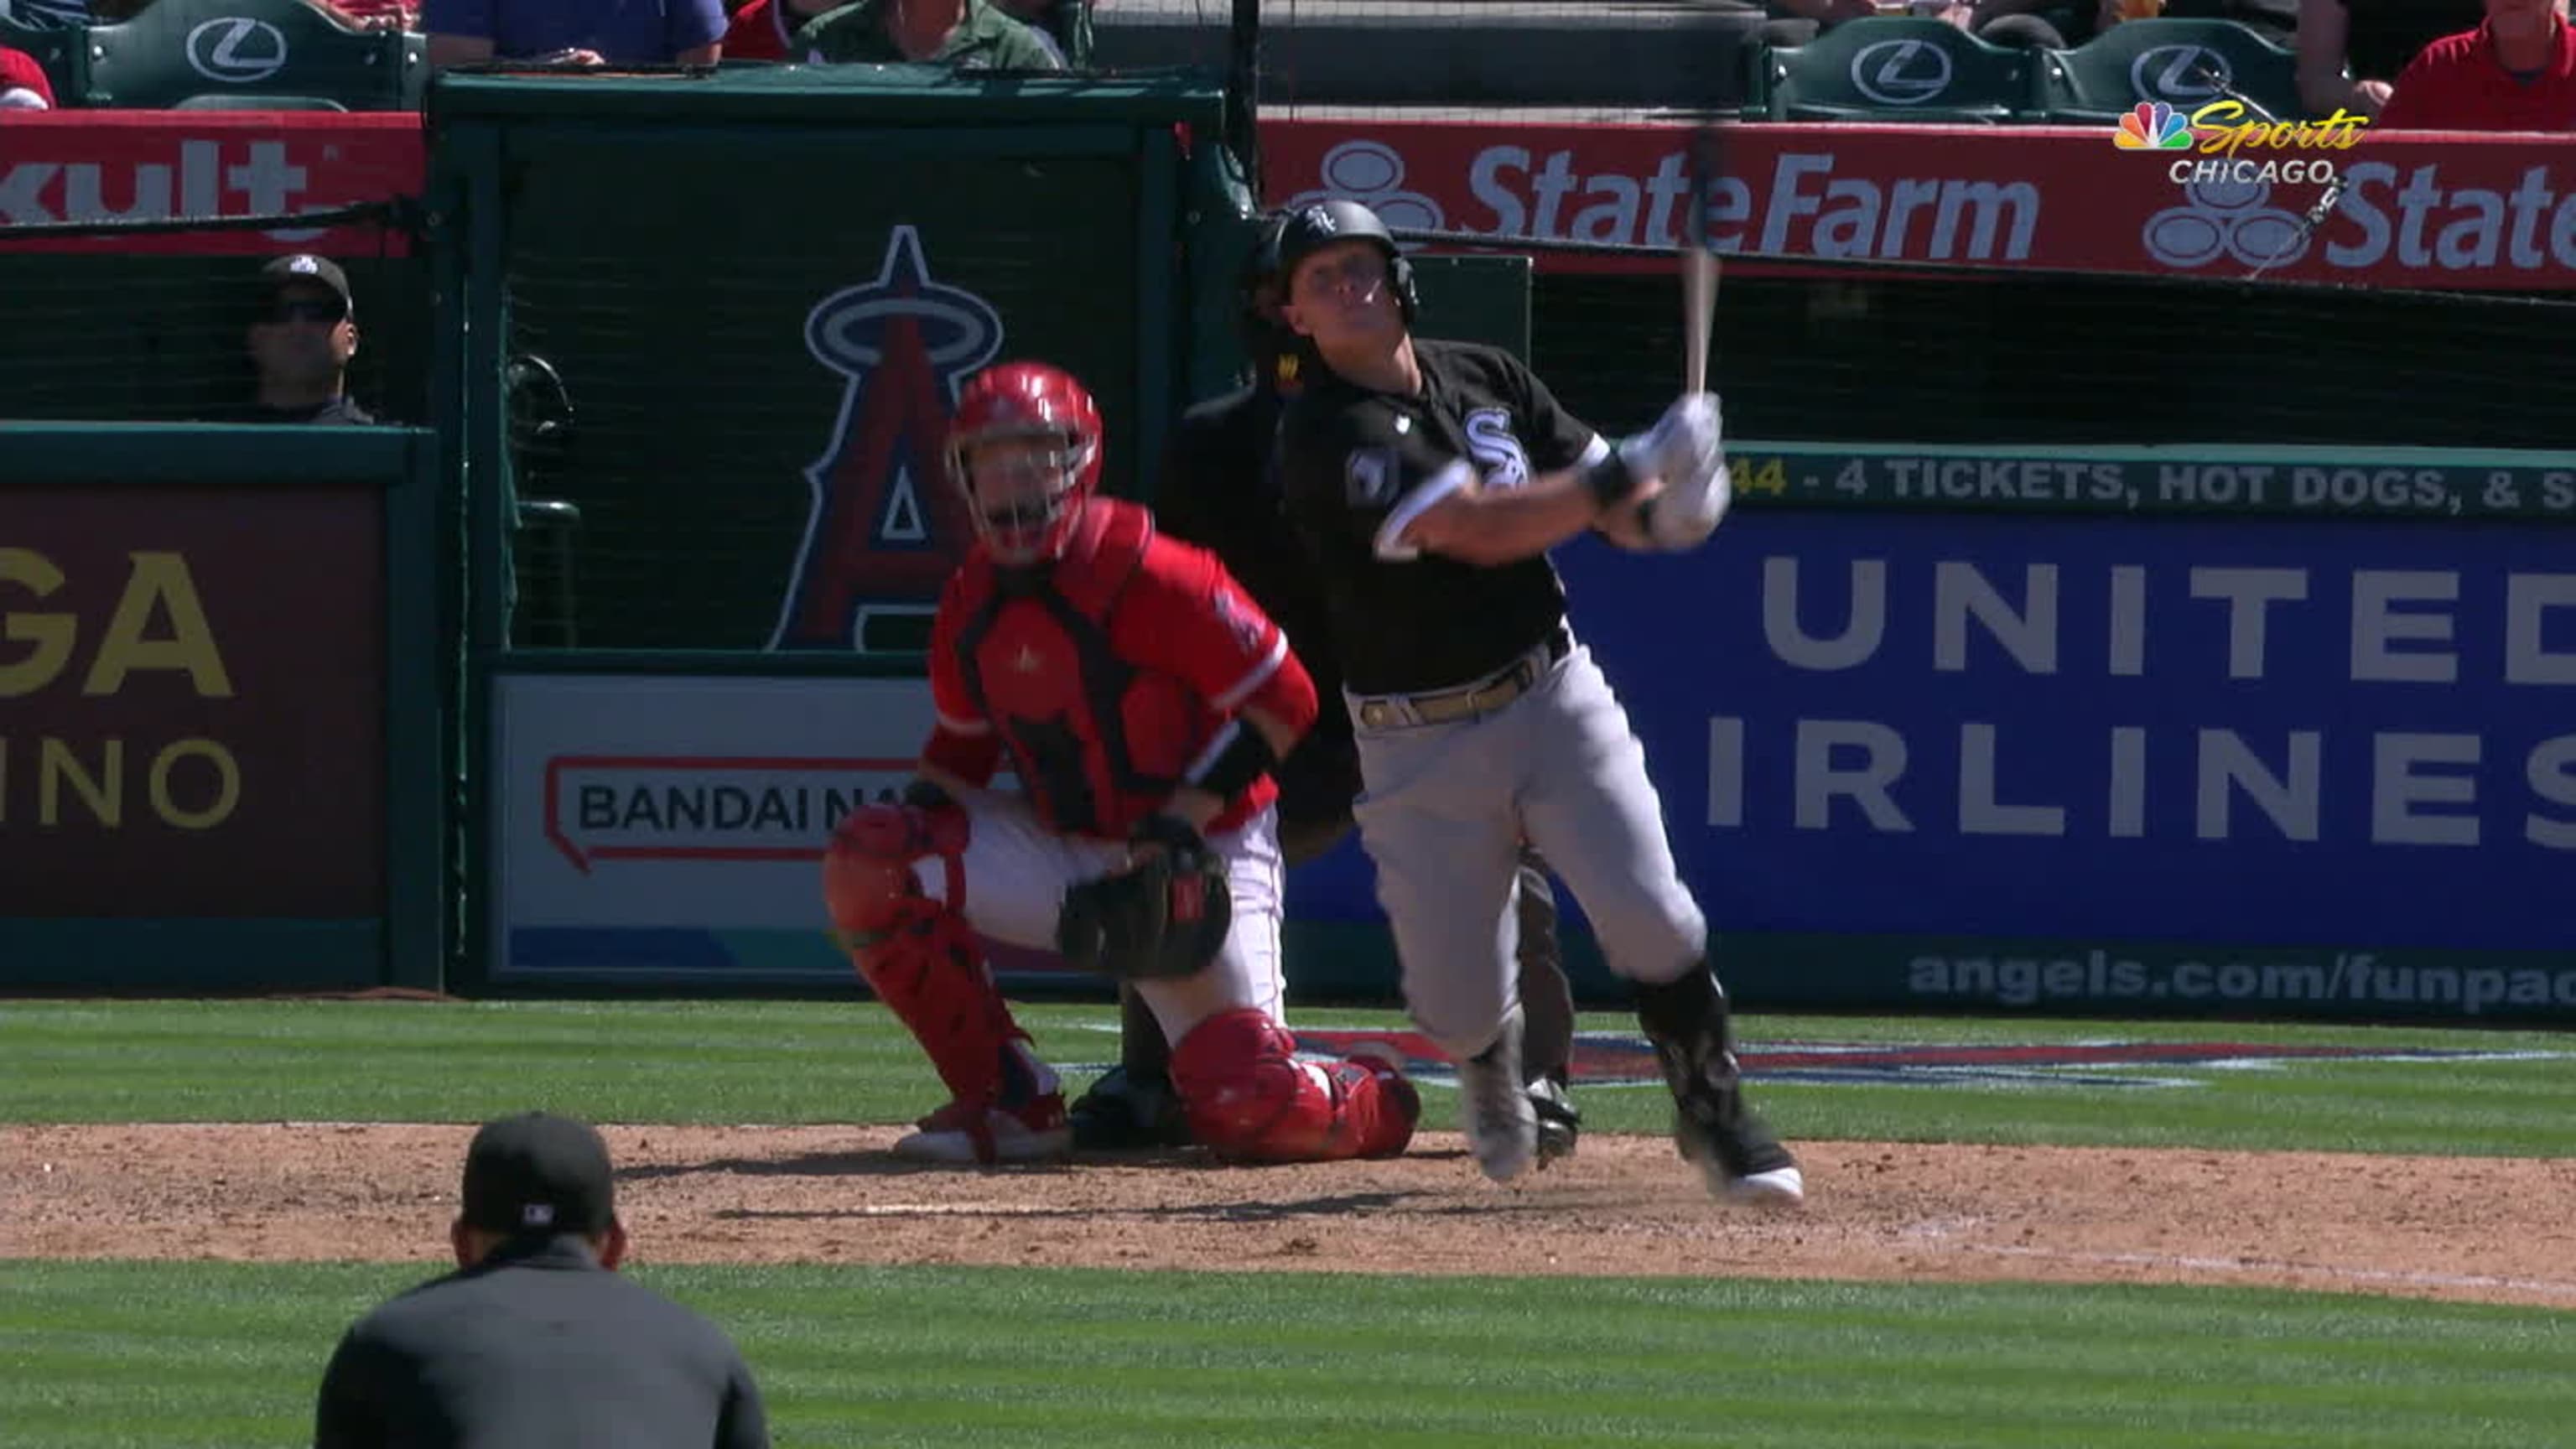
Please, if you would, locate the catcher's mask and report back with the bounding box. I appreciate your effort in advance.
[944,361,1104,569]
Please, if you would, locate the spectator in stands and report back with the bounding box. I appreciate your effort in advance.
[991,0,1078,63]
[2376,0,2576,127]
[1955,0,2293,53]
[306,0,422,33]
[231,255,379,425]
[720,0,842,58]
[2298,0,2486,114]
[422,0,726,68]
[1765,0,2070,49]
[727,0,1072,62]
[788,0,1062,65]
[0,44,54,108]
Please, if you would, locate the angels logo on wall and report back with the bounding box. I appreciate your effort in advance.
[771,226,1003,654]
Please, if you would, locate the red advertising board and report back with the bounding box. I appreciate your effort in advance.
[0,487,387,917]
[0,111,421,255]
[1261,117,2576,289]
[5,109,2574,285]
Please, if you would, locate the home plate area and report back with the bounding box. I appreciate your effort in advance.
[1201,1031,2564,1091]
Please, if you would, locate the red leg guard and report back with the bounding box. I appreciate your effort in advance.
[1167,1009,1419,1164]
[824,804,1039,1125]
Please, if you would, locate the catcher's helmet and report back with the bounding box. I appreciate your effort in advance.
[943,361,1104,568]
[1271,199,1418,325]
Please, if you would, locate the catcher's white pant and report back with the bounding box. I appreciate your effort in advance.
[1349,632,1707,1061]
[920,786,1287,1047]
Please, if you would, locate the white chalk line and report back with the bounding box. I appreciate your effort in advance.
[1954,1243,2576,1300]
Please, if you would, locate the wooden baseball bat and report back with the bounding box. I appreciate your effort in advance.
[1684,122,1723,397]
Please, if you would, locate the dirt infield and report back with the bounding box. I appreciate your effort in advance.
[8,1124,2573,1308]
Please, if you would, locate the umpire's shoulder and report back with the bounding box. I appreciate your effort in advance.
[579,1265,757,1367]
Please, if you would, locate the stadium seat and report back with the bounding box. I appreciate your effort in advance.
[172,91,349,110]
[2035,18,2307,124]
[0,10,82,103]
[73,0,417,110]
[1746,18,2038,124]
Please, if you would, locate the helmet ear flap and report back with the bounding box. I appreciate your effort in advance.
[1388,250,1419,325]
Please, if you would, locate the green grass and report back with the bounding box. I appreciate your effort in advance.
[1,1259,2565,1449]
[4,999,2573,1156]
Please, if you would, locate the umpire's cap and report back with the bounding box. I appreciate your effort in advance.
[1270,200,1417,323]
[460,1111,617,1239]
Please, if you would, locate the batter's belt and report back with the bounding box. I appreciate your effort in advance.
[1348,625,1571,731]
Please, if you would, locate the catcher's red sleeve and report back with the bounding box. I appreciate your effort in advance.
[1120,540,1320,740]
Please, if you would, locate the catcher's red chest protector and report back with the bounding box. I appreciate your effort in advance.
[947,500,1278,840]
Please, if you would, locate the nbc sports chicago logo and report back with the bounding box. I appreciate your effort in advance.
[2112,99,2368,187]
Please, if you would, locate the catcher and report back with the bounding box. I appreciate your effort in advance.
[822,360,1419,1166]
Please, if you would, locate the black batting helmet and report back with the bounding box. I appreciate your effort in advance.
[1270,199,1418,325]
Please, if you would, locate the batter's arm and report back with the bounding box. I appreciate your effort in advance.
[1395,460,1660,569]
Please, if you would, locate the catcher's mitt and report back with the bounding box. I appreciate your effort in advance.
[1057,818,1232,982]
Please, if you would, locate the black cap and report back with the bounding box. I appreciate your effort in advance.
[257,253,354,312]
[460,1112,616,1238]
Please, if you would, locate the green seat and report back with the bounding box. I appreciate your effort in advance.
[0,11,82,104]
[75,0,417,111]
[1748,18,2037,124]
[2036,18,2307,125]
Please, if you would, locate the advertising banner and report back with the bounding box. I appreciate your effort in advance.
[1531,504,2576,1020]
[15,111,2576,288]
[0,486,386,919]
[0,112,423,256]
[489,672,1088,986]
[1262,117,2576,289]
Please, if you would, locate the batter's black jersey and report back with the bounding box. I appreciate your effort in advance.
[1155,383,1364,824]
[312,1238,770,1449]
[1277,339,1605,696]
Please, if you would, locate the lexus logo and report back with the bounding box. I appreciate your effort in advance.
[184,18,289,84]
[1849,40,1955,106]
[2132,46,2230,103]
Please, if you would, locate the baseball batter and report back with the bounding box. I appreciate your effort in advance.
[1269,200,1803,1202]
[1072,210,1587,1165]
[822,361,1417,1167]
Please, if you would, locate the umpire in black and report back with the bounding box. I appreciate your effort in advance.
[312,1111,771,1449]
[1066,210,1586,1162]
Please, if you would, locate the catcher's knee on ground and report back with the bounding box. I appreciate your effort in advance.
[824,802,1063,1163]
[1167,1009,1417,1163]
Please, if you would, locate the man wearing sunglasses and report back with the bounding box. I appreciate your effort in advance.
[233,253,377,426]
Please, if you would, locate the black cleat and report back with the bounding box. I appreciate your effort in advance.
[1067,1066,1192,1151]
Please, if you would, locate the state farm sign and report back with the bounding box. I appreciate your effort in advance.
[1261,118,2576,290]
